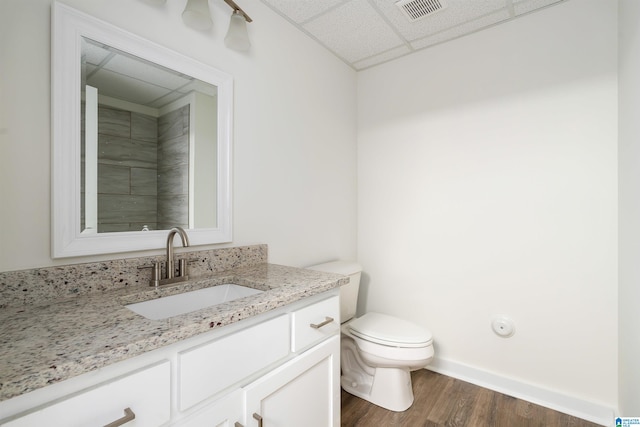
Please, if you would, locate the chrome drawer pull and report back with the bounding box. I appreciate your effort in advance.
[310,316,334,329]
[235,423,244,427]
[104,407,135,427]
[253,412,263,427]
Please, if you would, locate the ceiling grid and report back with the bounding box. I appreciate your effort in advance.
[260,0,567,70]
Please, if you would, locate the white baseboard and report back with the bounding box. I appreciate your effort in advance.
[426,358,615,427]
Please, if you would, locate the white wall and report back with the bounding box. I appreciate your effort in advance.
[357,0,618,418]
[618,0,640,417]
[0,0,357,271]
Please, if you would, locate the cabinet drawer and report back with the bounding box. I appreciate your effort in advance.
[179,389,243,427]
[291,296,340,352]
[4,361,170,427]
[178,314,290,411]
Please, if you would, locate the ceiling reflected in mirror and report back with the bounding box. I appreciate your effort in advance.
[82,38,217,109]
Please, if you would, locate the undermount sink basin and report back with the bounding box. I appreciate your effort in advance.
[126,284,264,320]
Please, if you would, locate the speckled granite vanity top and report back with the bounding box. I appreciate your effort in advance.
[0,262,347,402]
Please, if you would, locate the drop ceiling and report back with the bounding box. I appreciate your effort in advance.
[259,0,567,70]
[82,38,216,110]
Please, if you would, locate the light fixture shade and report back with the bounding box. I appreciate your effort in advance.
[224,11,251,51]
[182,0,213,31]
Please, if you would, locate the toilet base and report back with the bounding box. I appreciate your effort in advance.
[341,336,415,412]
[342,367,414,412]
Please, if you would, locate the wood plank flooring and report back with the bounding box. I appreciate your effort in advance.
[341,370,603,427]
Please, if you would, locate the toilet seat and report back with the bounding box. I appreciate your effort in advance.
[348,312,432,348]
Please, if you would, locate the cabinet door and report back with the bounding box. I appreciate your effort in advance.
[178,389,243,427]
[4,361,170,427]
[179,315,289,411]
[244,335,340,427]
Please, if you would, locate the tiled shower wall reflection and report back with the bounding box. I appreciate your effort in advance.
[97,106,159,232]
[158,105,190,230]
[94,104,189,232]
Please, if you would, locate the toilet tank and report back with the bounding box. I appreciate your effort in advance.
[306,261,362,323]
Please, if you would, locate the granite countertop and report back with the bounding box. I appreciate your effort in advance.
[0,263,347,402]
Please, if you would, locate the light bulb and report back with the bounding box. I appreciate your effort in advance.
[182,0,213,31]
[224,10,250,51]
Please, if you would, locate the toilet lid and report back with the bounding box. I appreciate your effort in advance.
[348,312,433,348]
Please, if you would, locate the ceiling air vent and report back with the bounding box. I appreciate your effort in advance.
[395,0,447,22]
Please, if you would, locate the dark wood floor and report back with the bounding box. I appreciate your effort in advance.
[341,370,603,427]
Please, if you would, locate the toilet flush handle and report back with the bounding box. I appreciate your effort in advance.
[310,316,334,329]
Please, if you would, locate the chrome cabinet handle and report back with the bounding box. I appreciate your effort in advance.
[103,407,135,427]
[310,316,334,329]
[253,412,263,427]
[235,423,244,427]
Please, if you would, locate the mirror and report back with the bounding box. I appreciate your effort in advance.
[80,38,218,233]
[52,3,232,257]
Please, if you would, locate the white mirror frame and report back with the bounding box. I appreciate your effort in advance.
[52,2,232,258]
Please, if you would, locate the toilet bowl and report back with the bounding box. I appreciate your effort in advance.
[341,312,434,411]
[306,261,434,412]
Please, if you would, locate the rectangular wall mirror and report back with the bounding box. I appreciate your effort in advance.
[52,2,232,258]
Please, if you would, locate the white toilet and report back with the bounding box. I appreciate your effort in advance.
[307,261,434,412]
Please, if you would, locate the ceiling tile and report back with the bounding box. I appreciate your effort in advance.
[411,9,511,50]
[261,0,347,23]
[103,54,191,91]
[513,0,564,15]
[82,39,111,65]
[88,69,172,105]
[183,80,218,97]
[303,0,406,63]
[259,0,568,69]
[148,91,188,109]
[84,63,98,76]
[372,0,508,41]
[353,45,411,70]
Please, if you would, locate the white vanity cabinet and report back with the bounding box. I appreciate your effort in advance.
[2,361,171,427]
[243,335,340,427]
[179,335,339,427]
[179,294,340,427]
[178,315,290,411]
[0,291,340,427]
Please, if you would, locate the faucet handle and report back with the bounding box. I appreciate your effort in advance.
[178,259,189,279]
[138,262,161,287]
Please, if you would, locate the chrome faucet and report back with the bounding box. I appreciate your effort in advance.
[165,227,190,283]
[138,227,191,287]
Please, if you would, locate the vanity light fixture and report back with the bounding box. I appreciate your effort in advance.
[223,0,252,51]
[158,0,252,50]
[182,0,213,31]
[141,0,167,6]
